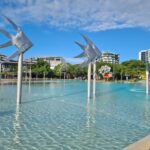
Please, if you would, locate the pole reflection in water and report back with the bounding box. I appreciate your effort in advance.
[146,62,149,94]
[144,95,150,125]
[28,64,32,95]
[13,103,21,144]
[86,97,96,128]
[28,80,31,95]
[43,79,46,89]
[0,63,1,81]
[86,98,90,128]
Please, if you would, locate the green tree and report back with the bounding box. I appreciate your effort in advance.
[54,63,87,79]
[32,59,52,78]
[53,64,61,78]
[122,60,145,79]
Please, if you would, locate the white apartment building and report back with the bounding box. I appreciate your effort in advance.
[101,52,119,64]
[40,56,65,69]
[139,49,150,63]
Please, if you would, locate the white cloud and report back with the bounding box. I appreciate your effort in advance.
[1,0,150,31]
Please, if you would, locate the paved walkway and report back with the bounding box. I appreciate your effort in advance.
[123,135,150,150]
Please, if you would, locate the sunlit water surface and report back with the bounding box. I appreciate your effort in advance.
[0,80,150,150]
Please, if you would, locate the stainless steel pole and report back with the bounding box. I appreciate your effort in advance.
[88,63,91,98]
[146,62,149,94]
[17,53,23,104]
[93,62,96,95]
[0,63,1,81]
[29,64,32,82]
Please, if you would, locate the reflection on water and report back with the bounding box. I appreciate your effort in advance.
[0,80,150,150]
[86,97,96,128]
[13,104,21,144]
[28,80,31,95]
[143,96,150,125]
[86,98,90,128]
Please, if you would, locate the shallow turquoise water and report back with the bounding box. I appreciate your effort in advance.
[0,80,150,150]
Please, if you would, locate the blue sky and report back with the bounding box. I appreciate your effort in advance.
[0,0,150,63]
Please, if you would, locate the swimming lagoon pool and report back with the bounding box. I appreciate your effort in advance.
[0,80,150,150]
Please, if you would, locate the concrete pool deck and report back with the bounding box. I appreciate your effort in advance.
[123,135,150,150]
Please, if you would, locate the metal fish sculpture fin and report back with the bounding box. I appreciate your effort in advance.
[75,41,86,50]
[80,59,91,67]
[0,41,12,48]
[81,34,102,59]
[5,51,19,61]
[0,28,12,39]
[81,34,93,45]
[74,52,86,58]
[93,46,102,57]
[4,16,20,32]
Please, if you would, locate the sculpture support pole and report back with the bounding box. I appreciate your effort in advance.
[93,62,96,95]
[29,65,32,82]
[17,53,23,104]
[0,16,32,103]
[146,62,149,94]
[88,63,91,98]
[0,63,1,81]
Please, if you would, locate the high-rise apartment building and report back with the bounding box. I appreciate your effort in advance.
[101,52,119,64]
[139,50,150,63]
